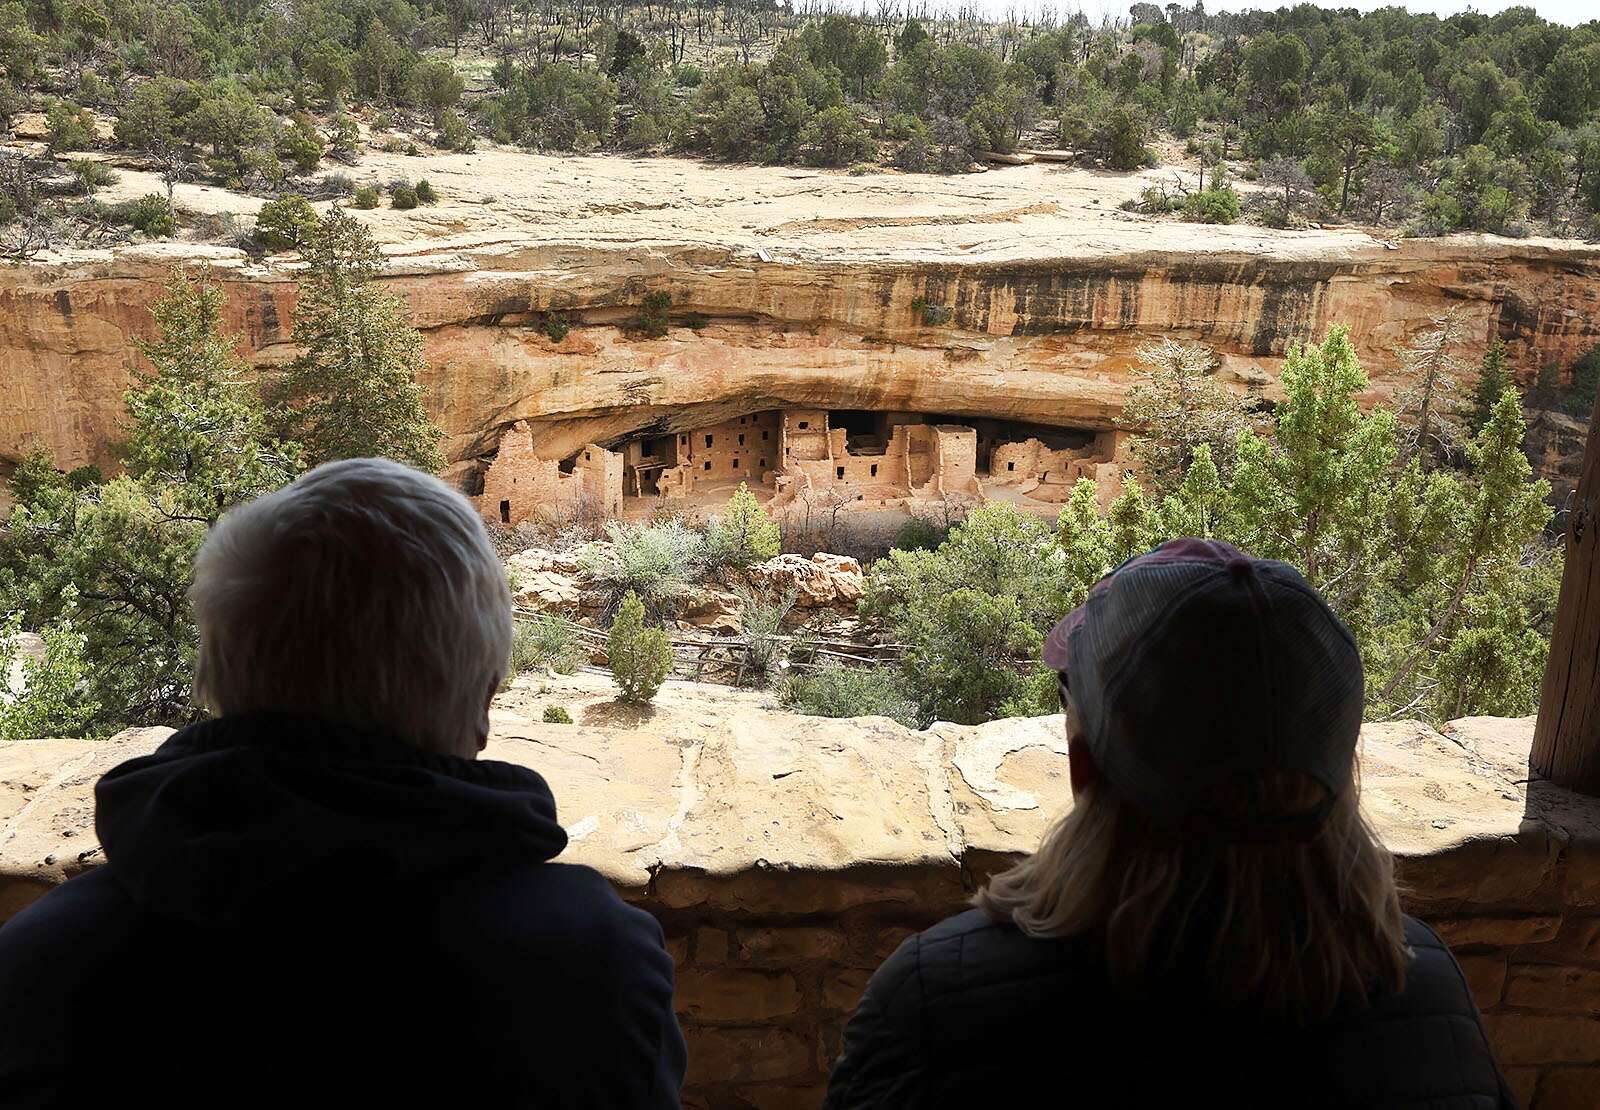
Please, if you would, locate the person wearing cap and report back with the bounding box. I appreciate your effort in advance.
[824,539,1515,1109]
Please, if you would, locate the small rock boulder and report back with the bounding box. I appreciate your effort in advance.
[747,553,865,612]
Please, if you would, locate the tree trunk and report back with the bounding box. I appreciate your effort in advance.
[1533,387,1600,794]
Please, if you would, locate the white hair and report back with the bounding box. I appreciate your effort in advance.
[190,458,512,754]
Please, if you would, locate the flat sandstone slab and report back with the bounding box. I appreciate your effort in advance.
[4,672,1588,921]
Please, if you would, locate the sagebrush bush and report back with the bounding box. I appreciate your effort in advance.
[780,663,921,728]
[414,179,437,204]
[543,311,570,342]
[542,705,573,724]
[353,184,380,209]
[581,520,704,617]
[390,183,418,209]
[608,591,672,703]
[505,614,581,681]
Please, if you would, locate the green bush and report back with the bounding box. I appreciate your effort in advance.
[414,179,438,204]
[506,614,582,679]
[353,184,380,209]
[704,484,780,571]
[253,194,320,252]
[910,296,953,326]
[543,311,570,342]
[892,517,947,552]
[279,118,323,174]
[580,520,705,618]
[608,590,672,703]
[1182,184,1241,225]
[637,290,672,337]
[390,182,418,209]
[780,663,921,728]
[116,194,175,237]
[46,100,95,152]
[542,705,574,724]
[436,108,475,152]
[70,159,117,194]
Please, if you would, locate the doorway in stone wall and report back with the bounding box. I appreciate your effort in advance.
[499,500,511,524]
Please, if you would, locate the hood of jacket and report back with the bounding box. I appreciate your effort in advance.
[93,712,569,926]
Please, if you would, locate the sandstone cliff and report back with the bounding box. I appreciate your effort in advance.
[4,151,1598,494]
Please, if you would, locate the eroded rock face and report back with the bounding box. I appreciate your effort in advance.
[4,225,1598,500]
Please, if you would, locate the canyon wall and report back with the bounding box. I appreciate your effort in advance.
[4,233,1599,498]
[2,675,1597,1109]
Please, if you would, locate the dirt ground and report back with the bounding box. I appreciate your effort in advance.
[62,130,1419,268]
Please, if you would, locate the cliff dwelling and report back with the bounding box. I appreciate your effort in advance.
[473,409,1127,528]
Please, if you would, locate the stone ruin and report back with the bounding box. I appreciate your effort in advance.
[473,409,1129,528]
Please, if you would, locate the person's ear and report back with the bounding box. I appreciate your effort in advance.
[1068,735,1098,799]
[477,679,499,753]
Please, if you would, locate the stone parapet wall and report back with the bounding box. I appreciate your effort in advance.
[2,681,1597,1108]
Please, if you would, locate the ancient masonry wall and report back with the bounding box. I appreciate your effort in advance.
[631,826,1600,1110]
[476,424,623,525]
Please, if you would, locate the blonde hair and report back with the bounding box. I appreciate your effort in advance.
[977,738,1408,1025]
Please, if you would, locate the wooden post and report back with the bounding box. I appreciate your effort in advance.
[1533,388,1600,793]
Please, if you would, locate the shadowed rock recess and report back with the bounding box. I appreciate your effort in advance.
[3,675,1598,1108]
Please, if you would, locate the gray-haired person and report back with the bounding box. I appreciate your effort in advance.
[826,538,1514,1109]
[0,459,686,1108]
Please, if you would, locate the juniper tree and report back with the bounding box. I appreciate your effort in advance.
[1394,310,1468,469]
[275,210,443,471]
[1469,339,1512,436]
[1123,337,1253,494]
[126,269,300,520]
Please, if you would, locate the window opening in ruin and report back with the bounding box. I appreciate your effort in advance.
[1008,461,1015,471]
[558,458,576,475]
[797,421,809,429]
[836,466,845,479]
[704,461,712,471]
[760,458,767,468]
[680,435,687,446]
[934,416,1098,475]
[705,434,713,448]
[738,434,745,446]
[733,458,740,470]
[584,452,592,462]
[870,464,878,477]
[762,430,769,440]
[499,500,510,524]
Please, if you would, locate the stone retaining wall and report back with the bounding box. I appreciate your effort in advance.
[2,693,1597,1109]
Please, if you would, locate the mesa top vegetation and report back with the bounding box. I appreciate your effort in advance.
[2,0,1599,251]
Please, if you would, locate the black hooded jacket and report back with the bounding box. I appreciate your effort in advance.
[825,908,1515,1110]
[0,714,686,1109]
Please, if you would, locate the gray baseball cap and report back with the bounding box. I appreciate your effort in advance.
[1043,538,1363,841]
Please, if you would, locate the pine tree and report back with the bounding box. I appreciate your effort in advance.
[126,268,300,521]
[608,590,672,703]
[1395,310,1467,468]
[0,596,98,742]
[1469,339,1512,435]
[1122,337,1253,494]
[704,482,780,570]
[276,210,444,471]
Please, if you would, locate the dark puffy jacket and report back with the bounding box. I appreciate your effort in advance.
[0,713,686,1109]
[826,908,1514,1109]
